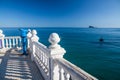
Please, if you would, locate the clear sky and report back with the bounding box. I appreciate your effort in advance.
[0,0,120,28]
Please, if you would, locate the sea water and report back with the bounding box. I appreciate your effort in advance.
[1,27,120,80]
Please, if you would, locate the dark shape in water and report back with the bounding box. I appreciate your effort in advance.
[89,26,95,28]
[99,37,104,42]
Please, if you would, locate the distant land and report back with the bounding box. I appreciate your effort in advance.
[89,26,95,28]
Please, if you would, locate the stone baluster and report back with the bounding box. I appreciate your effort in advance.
[0,29,5,50]
[9,38,11,48]
[61,68,65,80]
[41,52,44,67]
[45,55,48,66]
[5,39,8,48]
[48,33,66,80]
[53,65,59,80]
[15,38,18,47]
[12,38,15,47]
[31,30,39,61]
[66,73,70,80]
[19,38,22,48]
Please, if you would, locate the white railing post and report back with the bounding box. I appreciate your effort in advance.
[66,73,70,80]
[19,38,22,48]
[0,29,5,52]
[27,29,32,49]
[53,65,59,80]
[48,33,66,59]
[48,33,66,80]
[12,38,15,47]
[60,68,65,80]
[15,38,18,48]
[30,30,39,61]
[5,38,8,48]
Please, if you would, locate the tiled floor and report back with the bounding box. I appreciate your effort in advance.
[0,49,44,80]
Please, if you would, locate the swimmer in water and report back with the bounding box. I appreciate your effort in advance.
[99,37,104,42]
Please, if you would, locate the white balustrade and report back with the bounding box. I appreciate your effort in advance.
[0,29,98,80]
[29,30,50,80]
[0,29,22,52]
[34,42,50,75]
[29,31,98,80]
[4,36,22,49]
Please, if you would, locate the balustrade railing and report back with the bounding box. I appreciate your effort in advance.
[0,30,22,52]
[4,36,22,49]
[0,28,98,80]
[54,58,96,80]
[33,42,50,80]
[28,30,98,80]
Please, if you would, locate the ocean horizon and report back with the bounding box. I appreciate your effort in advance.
[1,27,120,80]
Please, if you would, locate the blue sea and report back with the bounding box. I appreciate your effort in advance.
[1,27,120,80]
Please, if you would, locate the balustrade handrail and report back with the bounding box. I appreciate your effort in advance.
[4,36,22,49]
[31,40,98,80]
[4,36,21,39]
[30,40,50,80]
[55,58,98,80]
[32,41,50,57]
[0,34,22,52]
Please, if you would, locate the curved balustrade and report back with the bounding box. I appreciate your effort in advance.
[34,42,50,74]
[0,29,98,80]
[28,30,98,80]
[30,41,50,80]
[30,41,98,80]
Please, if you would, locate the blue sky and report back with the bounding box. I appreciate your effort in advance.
[0,0,120,28]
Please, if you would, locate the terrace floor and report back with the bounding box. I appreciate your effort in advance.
[0,49,44,80]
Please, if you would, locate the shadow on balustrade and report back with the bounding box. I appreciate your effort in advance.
[0,48,44,80]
